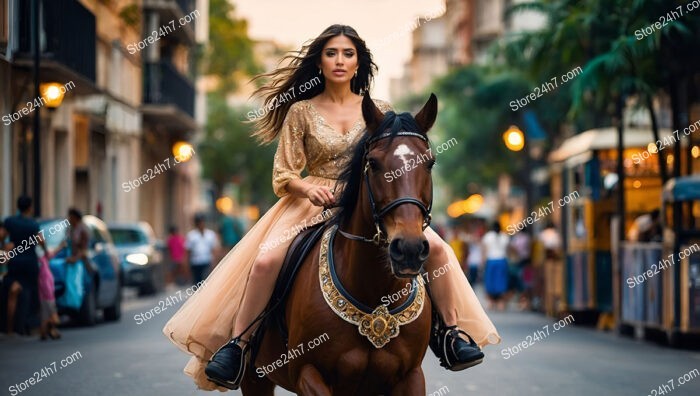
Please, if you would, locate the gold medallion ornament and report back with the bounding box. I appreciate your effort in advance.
[319,225,425,348]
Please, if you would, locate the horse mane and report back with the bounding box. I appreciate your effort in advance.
[331,110,429,226]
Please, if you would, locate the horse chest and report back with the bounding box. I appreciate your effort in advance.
[336,347,404,380]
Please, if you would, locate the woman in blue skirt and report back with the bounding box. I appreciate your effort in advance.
[482,222,510,311]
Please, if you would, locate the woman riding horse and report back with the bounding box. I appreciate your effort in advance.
[163,24,500,391]
[247,93,464,395]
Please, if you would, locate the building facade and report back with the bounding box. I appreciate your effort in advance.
[0,0,207,237]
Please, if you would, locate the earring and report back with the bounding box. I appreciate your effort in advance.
[319,68,322,75]
[354,70,358,76]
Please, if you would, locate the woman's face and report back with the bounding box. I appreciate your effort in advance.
[319,34,359,86]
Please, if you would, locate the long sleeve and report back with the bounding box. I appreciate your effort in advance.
[272,102,307,197]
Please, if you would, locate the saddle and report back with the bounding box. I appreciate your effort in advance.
[248,220,329,363]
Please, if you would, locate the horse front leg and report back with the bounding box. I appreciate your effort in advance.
[390,367,425,396]
[297,364,332,396]
[240,369,275,396]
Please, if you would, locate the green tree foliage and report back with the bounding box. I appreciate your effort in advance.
[506,0,700,180]
[206,0,260,92]
[429,0,700,197]
[198,1,276,205]
[199,94,276,205]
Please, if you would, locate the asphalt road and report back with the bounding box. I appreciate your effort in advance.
[1,285,699,395]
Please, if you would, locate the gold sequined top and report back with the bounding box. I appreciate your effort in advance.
[272,98,393,197]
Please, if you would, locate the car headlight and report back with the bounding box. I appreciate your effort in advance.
[125,253,149,266]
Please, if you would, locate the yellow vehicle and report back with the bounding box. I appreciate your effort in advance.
[548,127,670,322]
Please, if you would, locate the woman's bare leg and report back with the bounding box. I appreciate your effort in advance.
[423,230,459,326]
[232,246,289,341]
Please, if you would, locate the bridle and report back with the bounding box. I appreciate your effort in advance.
[338,130,433,246]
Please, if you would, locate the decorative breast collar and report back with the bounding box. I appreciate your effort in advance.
[318,224,425,348]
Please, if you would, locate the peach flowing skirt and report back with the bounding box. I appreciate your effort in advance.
[162,175,500,391]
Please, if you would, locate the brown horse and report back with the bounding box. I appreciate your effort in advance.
[243,94,438,395]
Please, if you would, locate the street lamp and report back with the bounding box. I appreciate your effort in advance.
[503,125,525,152]
[503,124,532,234]
[447,194,484,218]
[173,141,195,162]
[40,82,67,109]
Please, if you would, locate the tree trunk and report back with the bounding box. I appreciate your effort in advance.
[646,95,667,184]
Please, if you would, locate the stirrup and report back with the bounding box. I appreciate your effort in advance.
[429,308,483,371]
[206,336,251,390]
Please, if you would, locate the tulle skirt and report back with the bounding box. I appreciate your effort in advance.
[162,175,500,391]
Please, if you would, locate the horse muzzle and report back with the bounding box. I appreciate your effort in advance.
[388,237,430,278]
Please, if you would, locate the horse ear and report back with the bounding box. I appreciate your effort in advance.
[414,93,438,133]
[362,94,385,134]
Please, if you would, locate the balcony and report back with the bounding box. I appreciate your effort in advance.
[142,61,196,132]
[14,0,97,91]
[143,0,196,45]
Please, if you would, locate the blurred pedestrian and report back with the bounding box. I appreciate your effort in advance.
[2,196,46,336]
[539,221,562,260]
[630,209,662,242]
[466,231,483,285]
[482,222,510,311]
[166,225,187,286]
[37,252,60,340]
[185,214,220,285]
[57,208,91,312]
[66,208,91,271]
[447,229,466,272]
[0,221,10,284]
[510,229,532,310]
[219,214,245,252]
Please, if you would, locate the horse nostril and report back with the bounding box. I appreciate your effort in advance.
[419,239,430,261]
[389,238,405,261]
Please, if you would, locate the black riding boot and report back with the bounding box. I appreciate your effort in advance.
[429,307,485,371]
[434,325,484,371]
[205,337,250,389]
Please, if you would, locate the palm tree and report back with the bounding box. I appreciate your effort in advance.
[506,0,700,181]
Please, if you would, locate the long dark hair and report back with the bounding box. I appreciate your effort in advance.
[332,111,429,226]
[250,24,377,144]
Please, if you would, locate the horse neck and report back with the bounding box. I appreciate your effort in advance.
[335,182,404,307]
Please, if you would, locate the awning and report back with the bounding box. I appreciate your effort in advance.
[549,127,674,163]
[663,175,700,202]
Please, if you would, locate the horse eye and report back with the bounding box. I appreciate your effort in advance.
[367,158,379,171]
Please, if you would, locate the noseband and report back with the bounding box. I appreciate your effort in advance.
[338,131,433,246]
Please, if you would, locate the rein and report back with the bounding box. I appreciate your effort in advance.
[338,131,433,247]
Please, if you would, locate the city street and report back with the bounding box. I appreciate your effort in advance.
[2,0,700,395]
[1,285,698,396]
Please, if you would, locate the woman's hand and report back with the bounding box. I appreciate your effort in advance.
[304,185,336,207]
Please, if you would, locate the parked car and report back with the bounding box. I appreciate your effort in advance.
[108,222,165,296]
[38,215,122,325]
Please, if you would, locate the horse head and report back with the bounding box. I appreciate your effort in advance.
[335,94,438,278]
